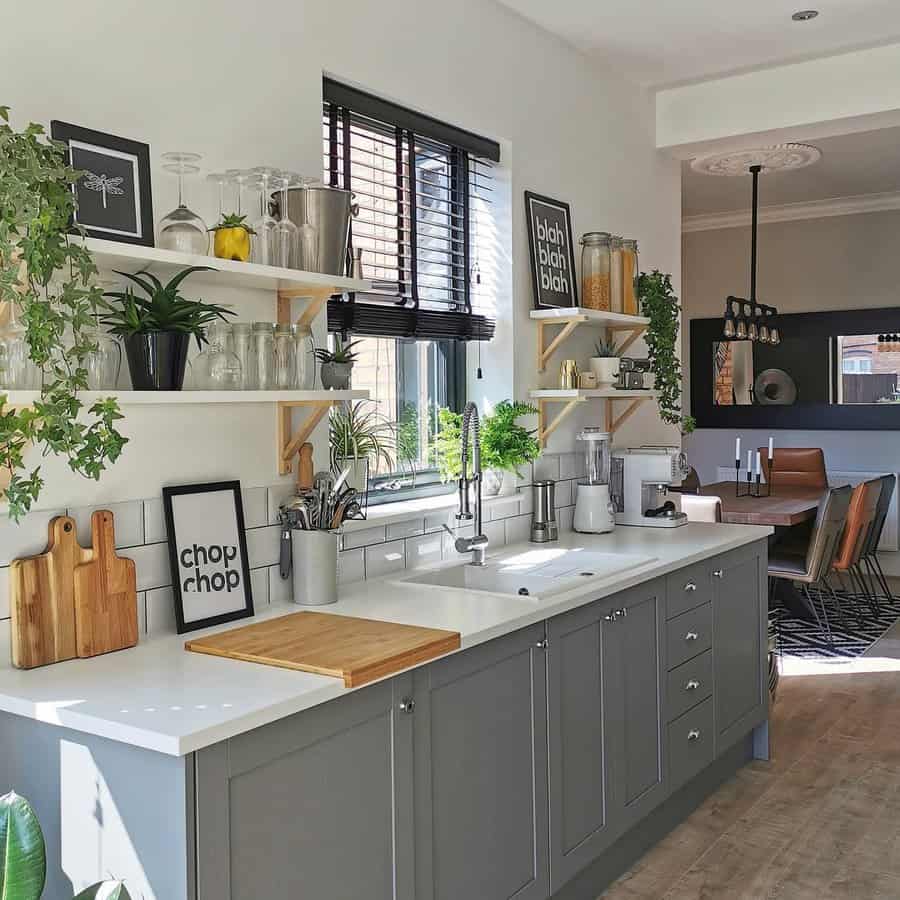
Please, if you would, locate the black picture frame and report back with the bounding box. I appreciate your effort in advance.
[50,120,154,247]
[524,191,578,309]
[690,305,900,430]
[162,481,254,634]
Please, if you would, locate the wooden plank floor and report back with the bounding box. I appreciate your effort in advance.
[601,667,900,899]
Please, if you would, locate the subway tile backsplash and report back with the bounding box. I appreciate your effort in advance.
[0,452,581,638]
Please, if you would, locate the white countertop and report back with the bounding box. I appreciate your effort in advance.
[0,523,771,756]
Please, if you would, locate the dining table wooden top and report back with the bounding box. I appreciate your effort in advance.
[699,481,825,527]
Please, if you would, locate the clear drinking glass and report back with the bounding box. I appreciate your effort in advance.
[190,322,242,390]
[273,171,300,269]
[251,322,276,390]
[158,152,209,254]
[250,167,279,266]
[293,325,316,390]
[0,302,39,389]
[274,323,296,389]
[231,322,254,390]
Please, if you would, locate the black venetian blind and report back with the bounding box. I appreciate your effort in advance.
[323,78,497,342]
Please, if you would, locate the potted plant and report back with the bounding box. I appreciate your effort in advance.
[0,790,132,899]
[329,401,395,494]
[315,336,361,390]
[589,337,620,386]
[100,267,235,390]
[0,107,126,521]
[209,213,255,262]
[638,270,695,434]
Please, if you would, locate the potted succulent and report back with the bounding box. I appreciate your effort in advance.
[589,337,620,386]
[100,267,234,390]
[329,401,395,494]
[0,790,132,899]
[209,213,255,262]
[315,336,361,390]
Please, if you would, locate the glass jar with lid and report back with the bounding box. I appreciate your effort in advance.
[274,323,296,389]
[579,232,611,311]
[190,322,242,390]
[251,322,275,390]
[609,235,624,314]
[293,324,316,390]
[621,239,640,316]
[231,322,254,390]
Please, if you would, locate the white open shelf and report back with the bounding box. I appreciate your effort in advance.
[529,307,650,328]
[82,237,372,295]
[529,388,659,400]
[3,389,368,406]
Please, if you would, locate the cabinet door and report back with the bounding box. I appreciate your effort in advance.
[546,597,619,893]
[413,623,549,900]
[610,580,668,832]
[712,541,768,753]
[195,675,414,900]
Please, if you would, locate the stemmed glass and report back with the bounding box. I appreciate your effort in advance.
[273,170,300,269]
[0,301,39,389]
[207,172,229,222]
[158,152,208,254]
[224,169,251,219]
[296,179,319,271]
[249,167,279,267]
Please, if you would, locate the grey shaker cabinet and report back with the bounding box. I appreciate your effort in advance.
[412,622,550,900]
[194,673,415,900]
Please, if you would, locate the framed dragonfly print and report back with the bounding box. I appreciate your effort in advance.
[50,121,154,247]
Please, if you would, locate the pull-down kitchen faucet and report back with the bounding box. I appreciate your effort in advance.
[443,401,489,566]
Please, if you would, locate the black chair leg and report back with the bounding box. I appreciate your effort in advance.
[802,584,832,647]
[871,555,895,603]
[862,558,884,607]
[834,570,865,625]
[821,574,847,629]
[852,563,880,617]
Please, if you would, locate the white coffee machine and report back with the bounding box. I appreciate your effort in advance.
[573,428,616,534]
[611,446,690,528]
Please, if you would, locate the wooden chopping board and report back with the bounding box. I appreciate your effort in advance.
[184,611,461,687]
[10,516,91,669]
[74,509,138,658]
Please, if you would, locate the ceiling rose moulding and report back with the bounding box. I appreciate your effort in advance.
[690,143,822,176]
[682,190,900,232]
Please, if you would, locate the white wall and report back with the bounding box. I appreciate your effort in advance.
[0,0,679,511]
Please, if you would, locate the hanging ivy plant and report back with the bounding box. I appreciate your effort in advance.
[638,270,695,435]
[0,107,126,520]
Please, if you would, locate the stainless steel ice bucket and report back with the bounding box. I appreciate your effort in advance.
[282,185,354,276]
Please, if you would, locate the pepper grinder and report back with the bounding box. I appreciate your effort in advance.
[530,480,558,543]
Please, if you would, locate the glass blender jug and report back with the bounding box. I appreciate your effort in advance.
[574,427,616,534]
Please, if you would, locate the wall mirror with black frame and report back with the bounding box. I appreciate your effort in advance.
[690,306,900,430]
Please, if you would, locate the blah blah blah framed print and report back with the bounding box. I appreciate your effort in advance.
[163,481,254,634]
[524,191,578,309]
[50,120,154,247]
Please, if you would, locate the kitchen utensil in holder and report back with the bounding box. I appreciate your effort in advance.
[290,529,339,606]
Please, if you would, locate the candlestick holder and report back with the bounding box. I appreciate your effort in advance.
[735,461,770,497]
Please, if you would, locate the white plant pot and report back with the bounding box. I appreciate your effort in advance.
[589,357,620,386]
[483,468,518,497]
[334,457,369,495]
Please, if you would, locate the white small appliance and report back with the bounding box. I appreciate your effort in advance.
[573,428,616,534]
[611,446,690,528]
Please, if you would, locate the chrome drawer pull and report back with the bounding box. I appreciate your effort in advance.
[688,729,701,741]
[713,569,724,579]
[684,582,697,592]
[685,679,700,691]
[685,631,699,641]
[400,698,415,714]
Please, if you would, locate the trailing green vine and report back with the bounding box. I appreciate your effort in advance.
[638,270,695,435]
[0,107,126,520]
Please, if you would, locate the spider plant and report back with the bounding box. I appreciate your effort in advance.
[329,401,395,472]
[314,335,362,365]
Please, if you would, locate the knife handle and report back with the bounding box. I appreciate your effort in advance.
[279,527,292,579]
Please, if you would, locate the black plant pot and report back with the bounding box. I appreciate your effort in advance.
[124,332,191,390]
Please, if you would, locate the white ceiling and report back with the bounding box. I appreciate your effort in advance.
[682,126,900,216]
[496,0,900,87]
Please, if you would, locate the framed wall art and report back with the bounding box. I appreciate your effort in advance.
[50,120,154,247]
[524,191,578,309]
[162,481,254,634]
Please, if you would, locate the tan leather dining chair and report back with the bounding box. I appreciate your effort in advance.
[860,474,896,602]
[758,448,827,490]
[768,485,853,646]
[832,478,883,619]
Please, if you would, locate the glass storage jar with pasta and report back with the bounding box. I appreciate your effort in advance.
[580,231,611,311]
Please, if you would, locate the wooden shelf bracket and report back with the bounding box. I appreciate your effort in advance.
[536,396,585,447]
[536,317,587,372]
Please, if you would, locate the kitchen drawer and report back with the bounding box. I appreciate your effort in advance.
[666,603,712,670]
[666,561,712,619]
[668,696,714,791]
[666,649,713,722]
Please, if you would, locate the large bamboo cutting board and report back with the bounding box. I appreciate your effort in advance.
[185,611,461,687]
[10,516,92,669]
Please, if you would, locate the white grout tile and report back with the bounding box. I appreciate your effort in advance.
[405,533,443,570]
[250,567,270,606]
[69,500,144,550]
[425,508,455,534]
[337,548,366,585]
[574,452,587,478]
[559,453,578,480]
[0,568,9,619]
[516,462,534,489]
[533,455,560,483]
[241,488,268,529]
[386,518,425,541]
[505,514,533,546]
[488,497,520,521]
[519,488,534,517]
[483,520,506,548]
[245,525,281,569]
[0,508,67,567]
[143,498,166,545]
[442,522,474,559]
[136,592,148,636]
[554,480,573,508]
[145,586,177,636]
[558,505,575,533]
[266,482,296,525]
[127,543,172,592]
[365,540,406,578]
[343,525,387,550]
[268,565,292,605]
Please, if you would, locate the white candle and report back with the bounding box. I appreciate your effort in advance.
[747,449,752,471]
[768,437,774,460]
[755,451,761,475]
[735,437,741,462]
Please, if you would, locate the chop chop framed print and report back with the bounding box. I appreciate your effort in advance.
[525,191,578,309]
[163,481,254,633]
[50,120,154,247]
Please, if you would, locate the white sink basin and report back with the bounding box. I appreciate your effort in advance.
[394,548,656,600]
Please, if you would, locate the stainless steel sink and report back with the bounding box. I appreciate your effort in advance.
[394,548,656,600]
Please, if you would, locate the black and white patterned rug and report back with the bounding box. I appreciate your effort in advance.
[771,591,900,660]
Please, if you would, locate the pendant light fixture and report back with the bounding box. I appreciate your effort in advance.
[691,144,821,344]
